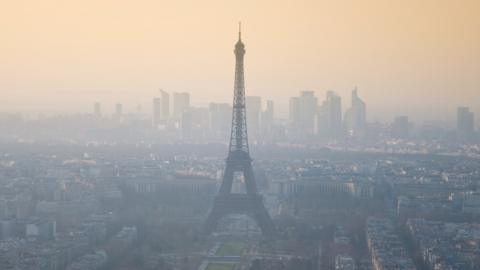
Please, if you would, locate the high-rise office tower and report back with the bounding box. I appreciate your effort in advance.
[159,89,170,118]
[94,102,101,118]
[326,91,342,137]
[457,107,475,134]
[209,103,232,140]
[344,87,366,135]
[317,100,329,137]
[246,96,262,141]
[289,97,301,128]
[316,91,342,137]
[392,116,410,139]
[352,89,366,127]
[299,91,318,134]
[173,92,190,117]
[152,97,161,128]
[261,100,274,135]
[289,91,318,136]
[181,109,193,140]
[115,103,123,117]
[182,107,209,140]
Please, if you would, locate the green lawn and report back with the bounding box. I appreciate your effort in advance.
[205,263,235,270]
[215,241,245,256]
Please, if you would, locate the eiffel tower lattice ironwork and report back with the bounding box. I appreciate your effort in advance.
[203,25,276,236]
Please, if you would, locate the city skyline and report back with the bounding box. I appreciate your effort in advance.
[1,0,480,122]
[87,89,476,128]
[1,5,480,269]
[4,88,478,128]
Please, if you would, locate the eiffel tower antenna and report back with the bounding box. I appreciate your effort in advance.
[238,21,241,40]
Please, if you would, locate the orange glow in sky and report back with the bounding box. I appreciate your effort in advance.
[1,0,479,121]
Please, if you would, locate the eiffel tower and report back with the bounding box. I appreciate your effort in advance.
[203,25,276,236]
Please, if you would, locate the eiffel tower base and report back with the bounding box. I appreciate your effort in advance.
[204,194,276,237]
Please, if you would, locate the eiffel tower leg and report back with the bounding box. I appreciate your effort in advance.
[243,162,258,194]
[218,164,234,195]
[203,208,221,234]
[251,199,276,236]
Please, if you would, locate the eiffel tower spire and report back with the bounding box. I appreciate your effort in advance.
[229,21,249,156]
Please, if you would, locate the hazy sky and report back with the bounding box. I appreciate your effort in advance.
[1,0,479,122]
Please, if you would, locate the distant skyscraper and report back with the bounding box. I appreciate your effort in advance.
[159,89,170,118]
[181,109,193,140]
[326,91,342,137]
[152,97,161,128]
[300,91,317,134]
[94,102,101,118]
[317,91,342,137]
[182,107,209,140]
[392,116,410,139]
[344,87,366,136]
[115,103,123,117]
[261,100,274,136]
[317,100,329,137]
[246,96,262,141]
[457,106,475,134]
[289,96,301,128]
[209,102,231,140]
[173,92,190,117]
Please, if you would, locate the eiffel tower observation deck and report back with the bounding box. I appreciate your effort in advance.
[203,24,276,236]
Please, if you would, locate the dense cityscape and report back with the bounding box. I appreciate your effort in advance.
[2,1,480,270]
[1,75,479,270]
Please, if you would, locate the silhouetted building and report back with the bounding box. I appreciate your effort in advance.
[173,92,190,117]
[94,102,101,118]
[181,109,193,140]
[209,103,231,140]
[344,87,366,136]
[290,91,318,135]
[335,255,355,270]
[289,96,301,128]
[317,101,329,137]
[392,116,409,139]
[152,97,161,128]
[261,100,274,136]
[457,106,474,134]
[300,91,318,135]
[327,91,342,137]
[159,89,170,118]
[26,219,56,241]
[246,96,262,141]
[182,107,209,140]
[115,103,123,118]
[317,91,342,137]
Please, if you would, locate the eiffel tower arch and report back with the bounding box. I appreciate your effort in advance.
[203,25,276,236]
